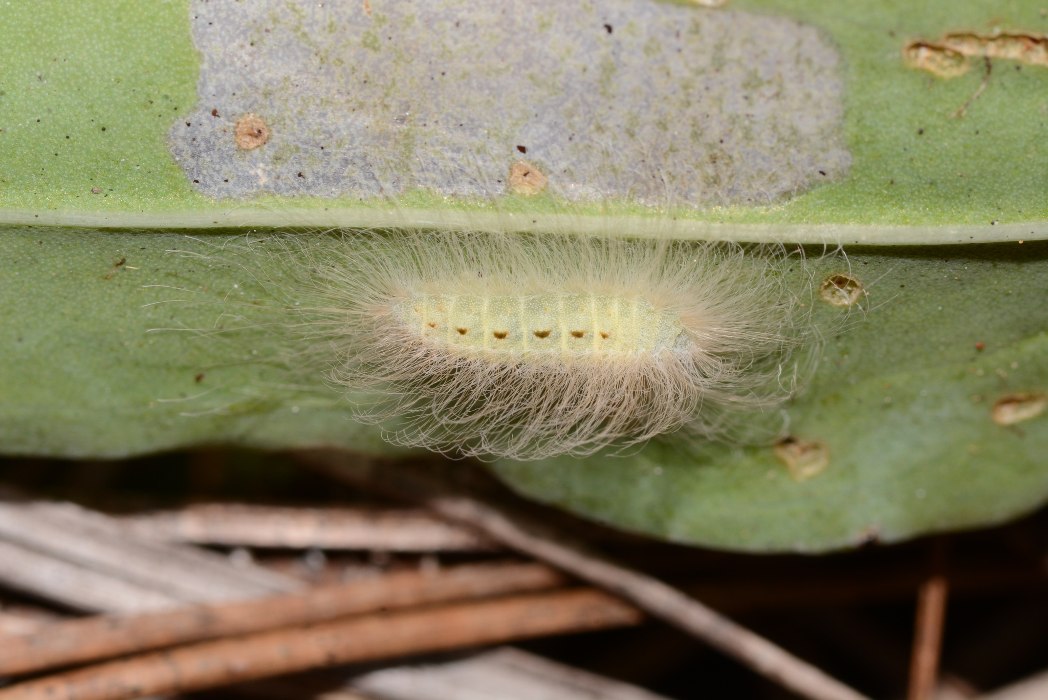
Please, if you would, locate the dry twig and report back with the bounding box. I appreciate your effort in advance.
[0,500,294,611]
[0,562,563,677]
[300,452,872,700]
[350,646,670,700]
[120,503,495,551]
[0,589,641,700]
[908,541,950,700]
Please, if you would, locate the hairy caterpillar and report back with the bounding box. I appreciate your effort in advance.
[277,230,817,460]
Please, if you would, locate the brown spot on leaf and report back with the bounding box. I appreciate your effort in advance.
[819,273,865,308]
[773,436,830,481]
[904,31,1048,79]
[941,32,1048,66]
[235,113,270,150]
[903,41,970,78]
[991,393,1047,426]
[102,256,127,280]
[508,160,548,196]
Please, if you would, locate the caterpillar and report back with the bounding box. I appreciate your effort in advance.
[282,230,817,460]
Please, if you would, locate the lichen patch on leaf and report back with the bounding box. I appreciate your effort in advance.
[169,0,849,206]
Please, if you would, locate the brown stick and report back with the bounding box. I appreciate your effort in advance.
[121,503,495,551]
[301,453,872,700]
[908,542,950,700]
[0,588,641,700]
[0,561,563,677]
[0,500,295,613]
[432,494,871,700]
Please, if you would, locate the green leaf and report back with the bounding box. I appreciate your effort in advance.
[0,0,1045,241]
[494,244,1048,551]
[1,0,1046,551]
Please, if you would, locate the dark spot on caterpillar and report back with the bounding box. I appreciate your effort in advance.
[457,327,468,335]
[516,144,527,153]
[426,322,437,328]
[194,372,205,383]
[600,331,610,339]
[534,330,551,339]
[571,330,585,338]
[493,331,508,339]
[603,23,613,34]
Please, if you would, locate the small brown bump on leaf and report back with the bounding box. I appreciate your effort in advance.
[90,186,101,194]
[102,256,127,280]
[940,32,1048,66]
[903,42,971,78]
[819,273,865,308]
[194,372,205,383]
[235,113,271,150]
[508,160,548,196]
[774,436,830,481]
[991,393,1047,426]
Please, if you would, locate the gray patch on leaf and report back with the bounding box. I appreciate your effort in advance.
[169,0,851,207]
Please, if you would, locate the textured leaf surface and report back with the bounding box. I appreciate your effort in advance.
[3,229,1045,551]
[1,0,1047,551]
[495,245,1048,551]
[0,0,1045,241]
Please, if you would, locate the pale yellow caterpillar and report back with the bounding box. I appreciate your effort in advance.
[284,230,816,460]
